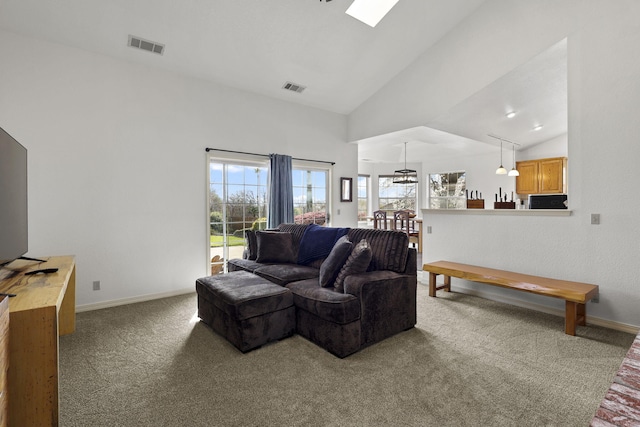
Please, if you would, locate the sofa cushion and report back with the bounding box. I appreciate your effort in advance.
[254,264,320,287]
[334,239,372,292]
[319,235,353,287]
[255,231,296,263]
[286,279,361,324]
[297,224,349,265]
[347,228,409,273]
[244,230,258,260]
[306,258,325,269]
[196,271,293,321]
[277,223,310,256]
[228,258,272,273]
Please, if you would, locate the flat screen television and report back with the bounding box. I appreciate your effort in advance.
[0,126,28,266]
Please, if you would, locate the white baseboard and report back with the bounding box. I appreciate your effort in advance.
[76,287,195,313]
[418,282,640,335]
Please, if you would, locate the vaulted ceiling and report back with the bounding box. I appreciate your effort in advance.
[0,0,486,115]
[0,0,566,161]
[358,39,568,163]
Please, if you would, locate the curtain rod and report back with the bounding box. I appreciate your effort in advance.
[205,147,335,165]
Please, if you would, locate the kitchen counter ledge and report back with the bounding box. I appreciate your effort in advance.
[421,209,572,217]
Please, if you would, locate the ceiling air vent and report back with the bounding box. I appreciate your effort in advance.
[282,81,306,94]
[128,35,165,56]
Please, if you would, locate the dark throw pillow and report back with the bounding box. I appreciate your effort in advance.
[334,239,373,292]
[255,231,296,264]
[244,230,258,260]
[319,235,353,287]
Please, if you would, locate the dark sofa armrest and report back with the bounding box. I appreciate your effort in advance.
[343,270,408,297]
[343,248,416,296]
[404,248,417,275]
[343,270,417,347]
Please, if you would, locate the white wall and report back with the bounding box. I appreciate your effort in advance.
[520,133,568,160]
[350,0,640,328]
[0,30,356,307]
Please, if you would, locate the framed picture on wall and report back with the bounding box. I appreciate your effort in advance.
[340,177,352,202]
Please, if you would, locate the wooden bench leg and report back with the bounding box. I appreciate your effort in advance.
[429,273,451,297]
[577,303,586,326]
[565,301,588,335]
[565,301,577,336]
[429,272,437,297]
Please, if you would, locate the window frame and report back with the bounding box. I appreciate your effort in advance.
[428,170,466,209]
[377,174,417,212]
[357,174,370,223]
[291,161,332,226]
[208,156,269,273]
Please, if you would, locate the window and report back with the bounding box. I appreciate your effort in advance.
[378,175,416,212]
[357,175,369,221]
[429,171,466,209]
[292,166,330,225]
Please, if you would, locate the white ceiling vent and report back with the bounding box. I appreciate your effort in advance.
[128,35,165,55]
[282,81,306,94]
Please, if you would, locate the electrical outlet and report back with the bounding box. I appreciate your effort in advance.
[591,213,600,225]
[427,226,432,234]
[93,280,101,291]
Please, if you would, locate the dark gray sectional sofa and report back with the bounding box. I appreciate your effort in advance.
[226,223,417,358]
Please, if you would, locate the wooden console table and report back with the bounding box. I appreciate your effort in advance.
[0,256,75,427]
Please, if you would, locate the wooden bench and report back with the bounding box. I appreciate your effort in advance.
[422,261,599,336]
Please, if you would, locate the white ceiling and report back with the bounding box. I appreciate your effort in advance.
[0,0,486,115]
[0,0,566,162]
[358,39,568,163]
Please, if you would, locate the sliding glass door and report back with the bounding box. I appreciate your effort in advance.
[208,157,331,274]
[208,159,268,274]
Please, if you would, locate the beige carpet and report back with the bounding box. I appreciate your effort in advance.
[60,283,634,426]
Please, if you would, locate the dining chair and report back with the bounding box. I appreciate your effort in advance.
[393,210,419,249]
[373,210,388,230]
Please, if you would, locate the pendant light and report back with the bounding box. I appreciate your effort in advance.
[495,139,507,175]
[508,144,519,176]
[393,142,418,184]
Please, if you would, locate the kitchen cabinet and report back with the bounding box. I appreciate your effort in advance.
[516,157,567,195]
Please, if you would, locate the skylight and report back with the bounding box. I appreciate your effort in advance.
[345,0,400,27]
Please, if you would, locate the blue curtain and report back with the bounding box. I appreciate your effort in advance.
[267,154,294,228]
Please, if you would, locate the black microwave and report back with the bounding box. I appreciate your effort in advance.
[528,194,568,209]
